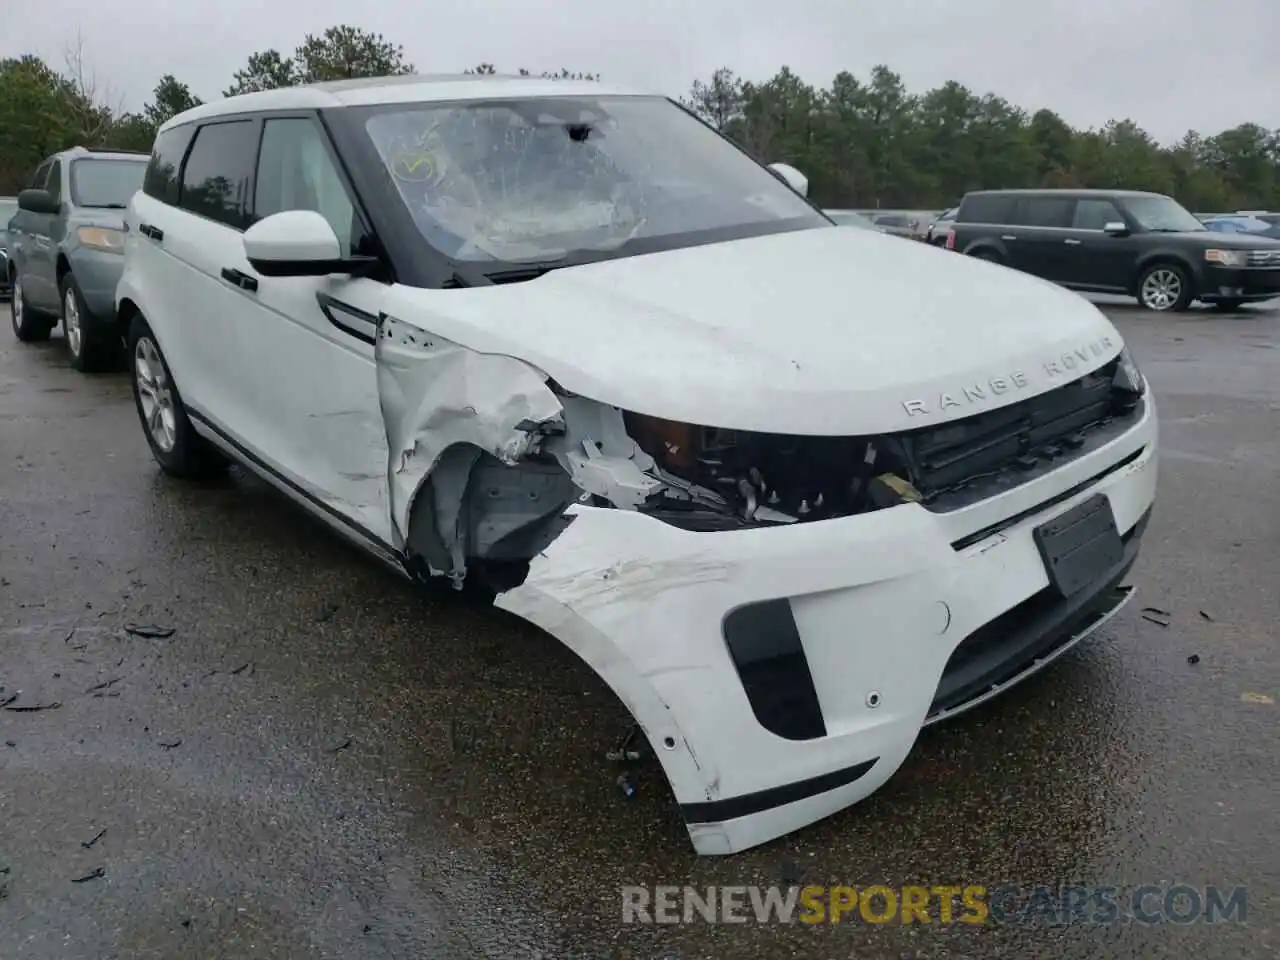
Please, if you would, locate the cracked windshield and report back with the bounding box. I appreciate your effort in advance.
[364,95,822,262]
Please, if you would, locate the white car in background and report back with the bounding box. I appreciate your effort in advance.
[116,74,1157,857]
[824,209,884,232]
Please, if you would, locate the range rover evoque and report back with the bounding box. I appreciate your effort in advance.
[116,74,1158,856]
[946,188,1280,312]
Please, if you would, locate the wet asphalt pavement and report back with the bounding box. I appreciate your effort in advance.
[1,298,1277,959]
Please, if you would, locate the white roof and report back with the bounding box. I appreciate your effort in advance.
[161,73,656,132]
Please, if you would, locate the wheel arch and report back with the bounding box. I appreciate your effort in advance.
[1132,252,1198,297]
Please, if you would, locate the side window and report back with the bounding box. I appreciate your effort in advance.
[959,195,1016,224]
[44,161,63,203]
[1015,197,1074,228]
[178,120,258,230]
[29,160,52,190]
[144,125,196,205]
[253,117,362,258]
[1073,199,1123,231]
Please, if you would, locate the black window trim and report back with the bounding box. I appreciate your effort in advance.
[30,158,54,191]
[1071,197,1126,233]
[44,158,64,204]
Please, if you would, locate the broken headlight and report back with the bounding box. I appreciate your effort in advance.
[1112,346,1146,402]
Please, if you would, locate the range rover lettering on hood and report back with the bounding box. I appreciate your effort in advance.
[902,336,1118,417]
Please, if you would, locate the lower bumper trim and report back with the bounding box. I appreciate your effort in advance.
[680,756,879,825]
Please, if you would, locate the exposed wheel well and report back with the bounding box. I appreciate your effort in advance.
[56,254,71,286]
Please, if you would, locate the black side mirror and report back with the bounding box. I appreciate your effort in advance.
[18,189,59,215]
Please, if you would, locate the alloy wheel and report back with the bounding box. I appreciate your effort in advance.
[1141,269,1182,311]
[64,287,82,356]
[135,336,177,452]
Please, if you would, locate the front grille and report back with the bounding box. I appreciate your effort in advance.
[895,358,1135,500]
[1246,249,1280,268]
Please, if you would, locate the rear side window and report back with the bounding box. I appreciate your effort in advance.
[29,160,52,189]
[1073,199,1124,231]
[178,120,258,230]
[958,194,1017,224]
[1016,197,1074,228]
[144,126,196,205]
[44,161,63,203]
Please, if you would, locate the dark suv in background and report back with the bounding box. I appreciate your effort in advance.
[946,188,1280,312]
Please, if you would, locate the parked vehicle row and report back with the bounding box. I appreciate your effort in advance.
[6,146,149,369]
[8,75,1157,859]
[943,189,1280,312]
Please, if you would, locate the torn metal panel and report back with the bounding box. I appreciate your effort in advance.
[546,397,664,510]
[376,314,565,568]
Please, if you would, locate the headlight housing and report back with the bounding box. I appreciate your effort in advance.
[1113,346,1146,398]
[75,226,126,254]
[1205,248,1247,267]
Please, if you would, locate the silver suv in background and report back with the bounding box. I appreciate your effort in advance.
[8,146,149,371]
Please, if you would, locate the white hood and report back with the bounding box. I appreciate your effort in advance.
[383,225,1124,436]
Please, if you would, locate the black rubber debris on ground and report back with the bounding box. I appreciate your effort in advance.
[1142,606,1172,617]
[328,738,352,753]
[230,662,254,676]
[86,677,121,693]
[71,868,105,884]
[1187,654,1201,665]
[4,702,62,712]
[1141,614,1171,627]
[123,624,176,639]
[81,830,106,850]
[1200,610,1215,621]
[158,739,182,749]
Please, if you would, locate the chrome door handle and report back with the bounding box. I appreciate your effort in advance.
[1064,238,1082,246]
[1000,234,1016,241]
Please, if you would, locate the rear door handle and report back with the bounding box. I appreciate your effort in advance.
[1000,234,1016,241]
[221,267,258,292]
[1064,238,1082,246]
[139,223,164,242]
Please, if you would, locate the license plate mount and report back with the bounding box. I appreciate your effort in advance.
[1033,494,1123,597]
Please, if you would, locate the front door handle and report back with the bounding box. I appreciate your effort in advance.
[1000,234,1016,241]
[221,267,258,292]
[1064,238,1082,246]
[139,223,164,242]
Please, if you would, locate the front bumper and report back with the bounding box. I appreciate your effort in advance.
[497,397,1158,856]
[1200,264,1280,302]
[67,247,125,323]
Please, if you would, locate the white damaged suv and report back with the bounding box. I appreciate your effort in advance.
[117,74,1157,856]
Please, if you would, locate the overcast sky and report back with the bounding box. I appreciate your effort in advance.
[4,0,1275,144]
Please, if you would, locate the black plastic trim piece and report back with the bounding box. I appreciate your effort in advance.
[316,293,380,345]
[681,757,879,824]
[722,598,827,741]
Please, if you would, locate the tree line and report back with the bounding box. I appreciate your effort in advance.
[2,26,1276,212]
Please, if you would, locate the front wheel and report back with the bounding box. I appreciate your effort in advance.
[61,274,117,372]
[127,313,227,479]
[1137,263,1193,312]
[10,273,55,342]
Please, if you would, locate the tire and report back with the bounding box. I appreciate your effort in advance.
[61,274,117,372]
[1212,299,1244,312]
[1137,262,1193,312]
[126,313,227,479]
[9,272,55,342]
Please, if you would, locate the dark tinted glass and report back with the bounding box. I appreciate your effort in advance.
[1073,199,1123,231]
[1017,197,1074,227]
[178,120,258,230]
[958,194,1016,224]
[144,126,196,205]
